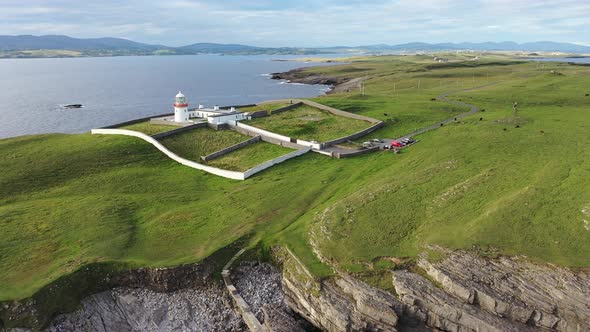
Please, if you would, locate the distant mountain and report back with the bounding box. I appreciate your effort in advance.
[1,35,589,58]
[0,35,165,51]
[178,43,263,53]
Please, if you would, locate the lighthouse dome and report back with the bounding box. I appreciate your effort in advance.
[176,91,185,98]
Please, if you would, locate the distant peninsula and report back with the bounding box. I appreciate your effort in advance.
[1,35,590,59]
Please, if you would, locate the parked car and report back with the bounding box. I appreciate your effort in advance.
[362,141,373,148]
[371,138,383,143]
[391,140,403,148]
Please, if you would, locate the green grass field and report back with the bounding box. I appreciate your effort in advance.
[2,53,590,306]
[119,121,178,135]
[243,104,371,141]
[238,103,290,114]
[207,142,294,171]
[158,127,250,160]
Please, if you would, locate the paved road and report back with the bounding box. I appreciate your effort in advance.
[323,82,500,156]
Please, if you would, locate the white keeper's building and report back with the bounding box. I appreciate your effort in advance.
[172,91,248,125]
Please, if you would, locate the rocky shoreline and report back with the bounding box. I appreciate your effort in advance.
[3,246,590,332]
[271,69,366,95]
[277,246,590,332]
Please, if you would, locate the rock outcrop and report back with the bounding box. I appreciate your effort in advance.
[45,286,244,332]
[277,246,590,332]
[417,249,590,331]
[276,248,400,332]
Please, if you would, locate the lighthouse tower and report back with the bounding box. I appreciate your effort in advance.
[174,91,189,122]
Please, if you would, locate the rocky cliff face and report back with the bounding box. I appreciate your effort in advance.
[277,247,590,332]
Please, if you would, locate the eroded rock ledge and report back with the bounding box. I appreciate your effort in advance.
[271,69,365,94]
[275,247,590,332]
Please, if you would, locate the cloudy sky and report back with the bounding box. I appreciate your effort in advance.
[2,0,589,47]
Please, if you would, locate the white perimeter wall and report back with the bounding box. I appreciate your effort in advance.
[91,129,246,180]
[233,122,291,142]
[296,139,322,150]
[91,128,309,180]
[243,147,311,178]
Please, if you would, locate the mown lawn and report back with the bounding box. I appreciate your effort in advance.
[119,121,178,135]
[158,127,250,160]
[243,104,371,142]
[207,142,294,171]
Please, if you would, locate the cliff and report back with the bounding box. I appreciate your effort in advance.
[276,247,590,332]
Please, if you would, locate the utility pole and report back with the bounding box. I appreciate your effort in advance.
[393,82,396,95]
[418,79,421,89]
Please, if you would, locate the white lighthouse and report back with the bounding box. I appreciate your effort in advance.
[174,91,189,122]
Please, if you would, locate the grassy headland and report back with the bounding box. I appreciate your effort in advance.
[1,53,590,305]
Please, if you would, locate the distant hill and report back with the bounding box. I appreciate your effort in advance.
[1,35,589,58]
[362,41,590,53]
[178,43,263,53]
[0,35,165,51]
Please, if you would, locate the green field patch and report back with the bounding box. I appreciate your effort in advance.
[243,104,371,141]
[158,128,250,161]
[119,121,178,135]
[238,103,290,114]
[207,142,294,171]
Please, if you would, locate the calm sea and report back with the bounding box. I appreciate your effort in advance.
[0,54,340,139]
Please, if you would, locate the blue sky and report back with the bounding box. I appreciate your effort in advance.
[2,0,589,47]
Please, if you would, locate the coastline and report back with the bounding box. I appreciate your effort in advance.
[270,67,365,94]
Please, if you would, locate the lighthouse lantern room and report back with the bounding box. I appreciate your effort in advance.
[174,91,189,122]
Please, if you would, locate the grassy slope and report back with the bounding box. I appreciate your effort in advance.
[243,104,370,142]
[238,103,289,114]
[1,55,590,301]
[207,142,293,171]
[119,121,178,135]
[290,57,590,272]
[158,127,250,160]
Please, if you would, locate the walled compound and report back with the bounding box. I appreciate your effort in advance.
[91,92,384,180]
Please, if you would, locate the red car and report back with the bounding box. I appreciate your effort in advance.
[391,140,403,148]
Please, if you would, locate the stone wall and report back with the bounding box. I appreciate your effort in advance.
[229,122,291,143]
[242,147,311,179]
[333,146,380,159]
[270,102,303,115]
[151,122,208,139]
[296,139,322,150]
[323,121,385,148]
[248,111,269,119]
[101,112,174,129]
[201,136,261,162]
